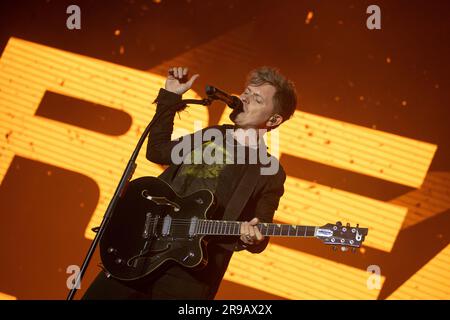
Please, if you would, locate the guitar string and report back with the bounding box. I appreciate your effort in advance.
[139,219,305,234]
[139,218,353,234]
[137,222,357,241]
[136,219,336,238]
[139,219,288,228]
[138,219,311,237]
[140,218,312,233]
[136,217,354,231]
[139,217,304,226]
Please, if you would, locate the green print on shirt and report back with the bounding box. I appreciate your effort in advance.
[177,141,232,179]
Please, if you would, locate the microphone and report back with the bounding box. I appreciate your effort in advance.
[205,85,243,111]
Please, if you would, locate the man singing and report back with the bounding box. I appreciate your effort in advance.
[82,66,297,299]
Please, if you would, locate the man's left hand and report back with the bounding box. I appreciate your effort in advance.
[240,217,264,245]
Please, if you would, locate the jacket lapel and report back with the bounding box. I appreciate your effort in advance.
[160,123,267,221]
[221,163,261,221]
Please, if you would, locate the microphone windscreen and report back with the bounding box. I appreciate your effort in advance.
[205,85,216,96]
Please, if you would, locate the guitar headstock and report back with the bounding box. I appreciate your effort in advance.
[315,221,368,252]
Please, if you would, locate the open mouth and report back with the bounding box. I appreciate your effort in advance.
[229,107,244,121]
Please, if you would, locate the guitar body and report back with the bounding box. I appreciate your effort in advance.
[99,177,215,281]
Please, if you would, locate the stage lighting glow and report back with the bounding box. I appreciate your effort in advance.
[0,37,445,300]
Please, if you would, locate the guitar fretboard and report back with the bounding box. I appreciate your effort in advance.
[195,220,317,237]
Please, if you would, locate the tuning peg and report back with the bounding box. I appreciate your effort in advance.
[346,222,350,227]
[341,246,348,252]
[332,245,337,251]
[336,221,342,227]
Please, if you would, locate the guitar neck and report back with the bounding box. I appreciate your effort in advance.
[196,219,318,238]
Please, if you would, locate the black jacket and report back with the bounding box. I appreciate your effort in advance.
[147,88,286,252]
[145,88,286,295]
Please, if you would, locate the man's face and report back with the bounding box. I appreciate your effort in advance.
[230,83,278,129]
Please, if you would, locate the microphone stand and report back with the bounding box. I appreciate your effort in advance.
[66,96,212,300]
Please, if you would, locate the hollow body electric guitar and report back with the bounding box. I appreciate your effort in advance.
[99,177,368,281]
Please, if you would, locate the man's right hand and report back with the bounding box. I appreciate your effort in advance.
[165,67,199,95]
